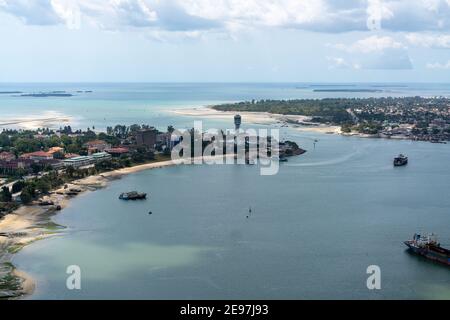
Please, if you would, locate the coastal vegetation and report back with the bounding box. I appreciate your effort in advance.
[213,99,354,123]
[212,97,450,141]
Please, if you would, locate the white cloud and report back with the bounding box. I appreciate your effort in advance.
[1,0,450,35]
[426,60,450,68]
[326,56,361,69]
[0,0,63,25]
[334,35,406,53]
[331,35,413,70]
[406,33,450,48]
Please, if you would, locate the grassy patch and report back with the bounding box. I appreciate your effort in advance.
[36,221,66,231]
[0,262,22,299]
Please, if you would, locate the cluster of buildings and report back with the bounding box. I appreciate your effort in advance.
[351,98,450,142]
[0,126,180,175]
[0,148,114,173]
[375,120,450,142]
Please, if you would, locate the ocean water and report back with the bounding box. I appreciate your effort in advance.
[13,133,450,300]
[2,83,450,299]
[1,82,450,131]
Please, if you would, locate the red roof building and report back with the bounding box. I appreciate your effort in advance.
[20,151,53,160]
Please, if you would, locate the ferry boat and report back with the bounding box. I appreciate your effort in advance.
[404,233,450,266]
[119,191,147,200]
[394,154,408,166]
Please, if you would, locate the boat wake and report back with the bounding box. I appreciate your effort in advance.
[285,147,364,167]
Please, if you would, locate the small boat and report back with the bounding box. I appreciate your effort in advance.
[119,191,147,200]
[394,154,408,166]
[404,233,450,266]
[279,157,288,162]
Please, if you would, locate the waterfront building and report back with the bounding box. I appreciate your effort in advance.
[63,156,95,168]
[136,128,158,150]
[234,114,242,131]
[39,159,65,170]
[92,152,112,162]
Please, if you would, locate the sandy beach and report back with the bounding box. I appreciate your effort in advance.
[170,106,342,134]
[0,156,236,299]
[0,158,183,299]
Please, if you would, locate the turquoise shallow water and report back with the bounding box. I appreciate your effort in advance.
[1,82,450,131]
[2,83,450,299]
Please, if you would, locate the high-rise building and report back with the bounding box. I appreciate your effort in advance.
[234,114,242,131]
[136,128,158,149]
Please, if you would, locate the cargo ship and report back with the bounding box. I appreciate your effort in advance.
[119,191,147,200]
[404,233,450,266]
[394,154,408,166]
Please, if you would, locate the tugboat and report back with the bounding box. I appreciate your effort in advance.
[394,154,408,166]
[119,191,147,200]
[404,233,450,266]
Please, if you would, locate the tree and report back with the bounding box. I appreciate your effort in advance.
[35,180,51,194]
[11,181,25,194]
[20,187,33,204]
[0,186,12,202]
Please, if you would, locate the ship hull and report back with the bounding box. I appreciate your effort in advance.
[119,193,147,200]
[394,160,408,166]
[404,242,450,266]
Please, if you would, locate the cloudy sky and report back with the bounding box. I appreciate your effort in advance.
[1,0,450,82]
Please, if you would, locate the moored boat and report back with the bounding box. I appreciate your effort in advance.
[119,191,147,200]
[394,154,408,166]
[404,233,450,266]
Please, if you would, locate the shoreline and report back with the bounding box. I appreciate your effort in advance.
[170,106,450,142]
[0,155,239,299]
[0,158,184,299]
[169,106,342,134]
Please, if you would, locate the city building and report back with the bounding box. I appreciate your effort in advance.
[106,147,130,157]
[65,153,81,159]
[136,128,157,150]
[0,159,33,173]
[156,133,179,151]
[0,151,15,162]
[63,156,95,168]
[234,114,242,131]
[39,159,65,170]
[47,147,64,156]
[92,152,112,162]
[20,151,53,161]
[84,140,112,155]
[63,152,112,169]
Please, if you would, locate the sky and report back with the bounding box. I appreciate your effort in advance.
[0,0,450,83]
